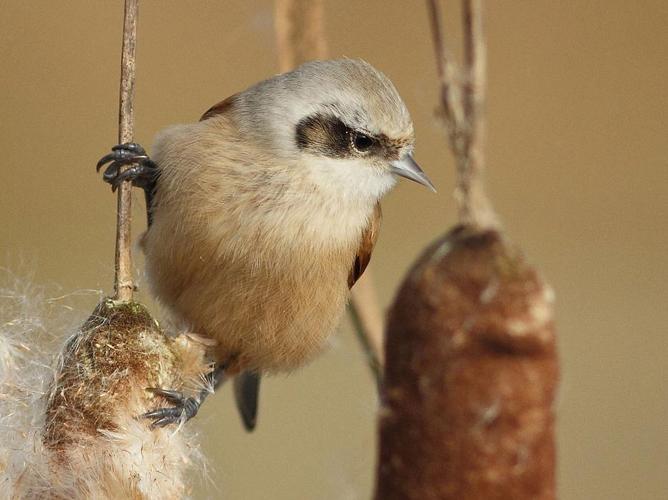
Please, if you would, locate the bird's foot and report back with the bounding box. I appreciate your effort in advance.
[142,387,207,428]
[141,364,226,429]
[96,142,158,192]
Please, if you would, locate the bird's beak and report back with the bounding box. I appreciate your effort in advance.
[390,154,436,192]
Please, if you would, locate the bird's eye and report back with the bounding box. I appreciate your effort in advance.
[351,132,374,153]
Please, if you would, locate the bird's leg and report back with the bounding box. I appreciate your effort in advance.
[141,363,228,429]
[96,142,159,225]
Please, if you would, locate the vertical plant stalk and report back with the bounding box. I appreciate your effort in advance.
[460,0,494,227]
[114,0,138,302]
[275,0,328,72]
[427,0,497,229]
[347,272,384,385]
[274,0,384,385]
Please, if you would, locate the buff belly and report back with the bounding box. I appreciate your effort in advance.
[143,221,353,373]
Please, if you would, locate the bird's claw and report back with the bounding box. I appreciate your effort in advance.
[96,142,148,171]
[96,142,157,192]
[142,387,202,428]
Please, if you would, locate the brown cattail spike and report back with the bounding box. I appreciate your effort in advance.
[376,226,558,500]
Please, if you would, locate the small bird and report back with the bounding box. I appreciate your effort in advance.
[97,58,434,430]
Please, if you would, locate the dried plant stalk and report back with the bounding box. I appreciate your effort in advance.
[347,272,384,384]
[274,0,384,383]
[275,0,327,72]
[427,0,497,228]
[375,227,558,499]
[114,0,138,301]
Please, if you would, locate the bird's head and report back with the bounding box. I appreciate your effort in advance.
[228,59,434,202]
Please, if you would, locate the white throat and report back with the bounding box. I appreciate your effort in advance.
[304,155,396,205]
[250,155,393,252]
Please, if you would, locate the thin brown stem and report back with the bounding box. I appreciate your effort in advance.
[462,0,474,120]
[114,0,138,302]
[275,0,327,72]
[460,0,491,226]
[349,273,384,388]
[426,0,451,124]
[427,0,497,229]
[426,0,465,130]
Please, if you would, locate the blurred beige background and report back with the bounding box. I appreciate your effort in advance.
[1,1,667,498]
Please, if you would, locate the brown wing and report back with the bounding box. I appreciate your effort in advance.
[348,203,382,288]
[200,93,239,121]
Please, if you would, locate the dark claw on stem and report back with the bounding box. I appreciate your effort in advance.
[142,387,203,429]
[96,142,157,188]
[140,364,227,429]
[106,164,154,192]
[148,387,185,402]
[151,416,178,428]
[112,142,146,154]
[96,151,148,173]
[96,142,149,172]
